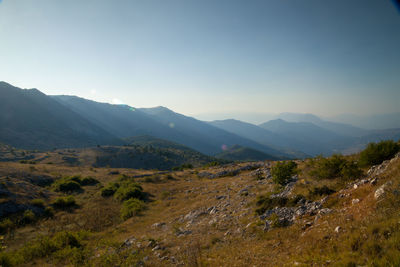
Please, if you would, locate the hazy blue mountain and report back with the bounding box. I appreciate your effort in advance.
[328,113,400,130]
[0,82,120,150]
[215,144,277,161]
[209,119,308,158]
[271,112,368,137]
[52,95,185,140]
[53,96,291,158]
[259,119,356,156]
[139,107,291,158]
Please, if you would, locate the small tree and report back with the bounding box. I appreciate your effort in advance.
[271,161,297,185]
[359,140,400,167]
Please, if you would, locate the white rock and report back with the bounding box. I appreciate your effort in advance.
[374,182,392,199]
[352,199,360,205]
[353,184,358,189]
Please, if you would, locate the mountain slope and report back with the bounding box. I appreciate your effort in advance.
[52,96,290,158]
[259,119,356,156]
[271,112,368,137]
[209,119,308,158]
[215,144,277,161]
[139,106,291,158]
[0,82,120,150]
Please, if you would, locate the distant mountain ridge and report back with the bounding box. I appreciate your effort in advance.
[0,82,292,160]
[0,82,120,150]
[1,81,399,159]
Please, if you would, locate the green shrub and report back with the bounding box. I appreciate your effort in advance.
[271,161,297,185]
[100,182,120,197]
[53,175,99,193]
[52,196,77,210]
[21,210,36,225]
[310,154,362,180]
[53,179,82,193]
[268,213,287,228]
[79,177,99,186]
[309,185,335,197]
[114,183,145,201]
[30,199,45,208]
[255,194,303,215]
[359,140,400,167]
[120,199,146,220]
[172,163,193,171]
[16,231,88,263]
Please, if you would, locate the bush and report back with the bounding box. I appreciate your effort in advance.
[255,193,303,215]
[53,175,100,193]
[120,199,146,220]
[172,163,193,171]
[114,183,145,201]
[359,140,400,167]
[309,154,362,180]
[79,176,99,186]
[53,179,82,193]
[52,196,77,210]
[100,182,120,197]
[309,185,335,197]
[16,231,88,263]
[271,161,297,185]
[21,210,36,225]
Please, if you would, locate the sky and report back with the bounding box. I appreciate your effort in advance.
[0,0,400,120]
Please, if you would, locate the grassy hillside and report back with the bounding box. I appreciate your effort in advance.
[13,138,222,170]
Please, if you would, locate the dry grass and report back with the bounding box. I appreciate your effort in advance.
[0,155,399,266]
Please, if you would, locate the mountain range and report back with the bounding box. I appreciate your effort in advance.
[1,81,399,160]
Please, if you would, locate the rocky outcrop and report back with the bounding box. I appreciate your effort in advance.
[198,163,263,179]
[260,199,330,229]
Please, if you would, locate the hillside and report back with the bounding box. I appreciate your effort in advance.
[0,82,120,150]
[215,144,278,161]
[20,143,220,171]
[0,141,399,266]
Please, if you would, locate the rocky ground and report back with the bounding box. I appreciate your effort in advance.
[0,152,399,266]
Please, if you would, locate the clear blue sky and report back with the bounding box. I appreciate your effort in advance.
[0,0,399,118]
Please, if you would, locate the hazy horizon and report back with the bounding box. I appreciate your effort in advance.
[1,0,400,117]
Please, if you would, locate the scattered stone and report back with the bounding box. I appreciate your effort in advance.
[334,226,341,233]
[151,245,161,251]
[352,199,360,205]
[121,237,136,248]
[370,178,378,185]
[302,222,313,230]
[151,222,166,229]
[374,182,392,199]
